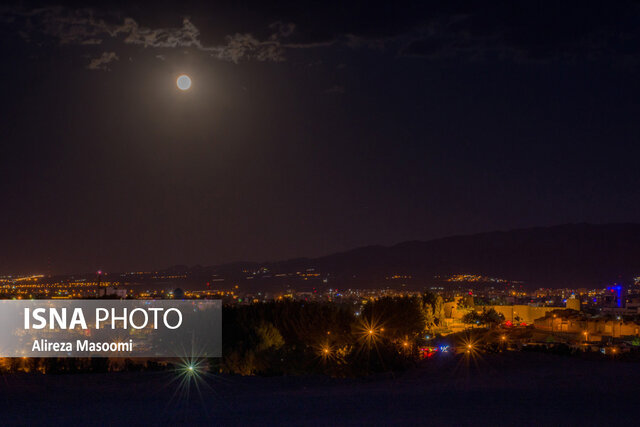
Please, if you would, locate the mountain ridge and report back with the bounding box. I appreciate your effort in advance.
[199,223,640,288]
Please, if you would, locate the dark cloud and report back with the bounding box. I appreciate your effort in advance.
[226,0,640,64]
[384,2,640,63]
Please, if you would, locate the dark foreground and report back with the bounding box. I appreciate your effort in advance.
[1,352,639,426]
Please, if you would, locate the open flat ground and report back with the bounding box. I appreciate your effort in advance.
[1,351,639,426]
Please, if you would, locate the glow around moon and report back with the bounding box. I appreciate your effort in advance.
[177,75,192,91]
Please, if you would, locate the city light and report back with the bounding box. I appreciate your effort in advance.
[358,317,384,347]
[315,342,334,362]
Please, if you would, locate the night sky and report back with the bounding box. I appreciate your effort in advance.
[1,1,640,274]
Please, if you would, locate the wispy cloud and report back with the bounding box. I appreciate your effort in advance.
[7,3,636,69]
[4,6,296,67]
[86,51,118,70]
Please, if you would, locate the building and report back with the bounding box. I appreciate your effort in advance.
[99,287,127,298]
[566,296,581,311]
[443,296,570,330]
[534,310,640,340]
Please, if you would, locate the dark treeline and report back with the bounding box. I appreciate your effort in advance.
[217,294,446,376]
[1,295,447,376]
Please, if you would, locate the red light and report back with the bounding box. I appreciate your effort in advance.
[505,320,513,327]
[419,347,438,359]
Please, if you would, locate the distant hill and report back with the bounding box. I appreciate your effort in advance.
[207,224,640,289]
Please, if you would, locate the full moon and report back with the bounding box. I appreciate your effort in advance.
[177,75,192,91]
